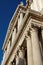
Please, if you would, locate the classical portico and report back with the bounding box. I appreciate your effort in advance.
[1,0,43,65]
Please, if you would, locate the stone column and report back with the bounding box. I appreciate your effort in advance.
[41,29,43,57]
[31,28,42,65]
[26,35,33,65]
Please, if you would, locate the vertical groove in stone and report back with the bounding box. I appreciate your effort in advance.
[26,35,33,65]
[31,28,42,65]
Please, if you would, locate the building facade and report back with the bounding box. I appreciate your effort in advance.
[1,0,43,65]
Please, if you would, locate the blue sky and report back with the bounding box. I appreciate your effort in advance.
[0,0,26,64]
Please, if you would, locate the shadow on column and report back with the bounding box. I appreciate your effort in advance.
[38,28,43,62]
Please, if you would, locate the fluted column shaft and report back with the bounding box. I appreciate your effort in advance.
[26,35,33,65]
[31,28,42,65]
